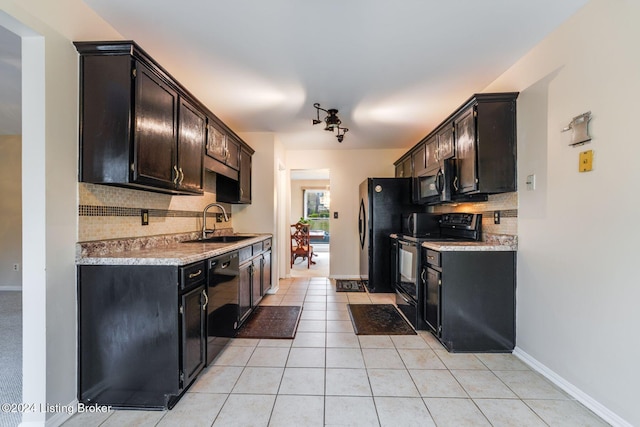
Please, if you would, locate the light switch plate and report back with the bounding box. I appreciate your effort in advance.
[579,150,593,172]
[526,174,536,190]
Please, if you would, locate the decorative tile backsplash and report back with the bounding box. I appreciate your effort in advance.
[431,192,518,239]
[78,174,232,242]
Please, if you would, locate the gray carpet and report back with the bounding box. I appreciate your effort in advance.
[0,291,22,427]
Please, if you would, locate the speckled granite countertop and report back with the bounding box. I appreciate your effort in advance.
[390,233,517,252]
[421,241,516,251]
[76,233,272,266]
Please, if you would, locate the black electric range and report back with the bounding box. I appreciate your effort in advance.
[393,213,482,329]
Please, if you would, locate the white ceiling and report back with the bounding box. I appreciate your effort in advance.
[2,1,590,147]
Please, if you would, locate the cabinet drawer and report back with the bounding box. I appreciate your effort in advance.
[180,261,206,290]
[252,242,263,254]
[424,249,441,268]
[239,246,253,264]
[263,239,272,251]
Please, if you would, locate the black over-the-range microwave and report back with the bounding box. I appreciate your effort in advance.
[413,159,454,205]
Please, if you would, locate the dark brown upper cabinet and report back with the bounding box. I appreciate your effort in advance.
[436,123,455,161]
[177,97,206,193]
[425,136,439,170]
[394,155,412,178]
[412,141,427,177]
[206,121,240,171]
[75,41,205,194]
[216,145,253,204]
[395,92,518,201]
[452,94,518,196]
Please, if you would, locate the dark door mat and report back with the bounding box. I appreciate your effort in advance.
[336,279,366,292]
[347,304,416,335]
[236,306,302,339]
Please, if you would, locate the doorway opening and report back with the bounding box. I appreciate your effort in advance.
[290,169,330,278]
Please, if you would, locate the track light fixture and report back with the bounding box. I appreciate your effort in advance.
[312,103,349,142]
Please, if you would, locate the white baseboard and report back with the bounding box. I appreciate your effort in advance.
[513,347,632,427]
[0,285,22,291]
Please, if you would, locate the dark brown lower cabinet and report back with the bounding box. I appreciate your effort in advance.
[423,249,516,352]
[77,262,206,409]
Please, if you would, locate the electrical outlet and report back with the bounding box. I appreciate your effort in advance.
[493,211,501,224]
[13,263,20,271]
[141,209,149,226]
[333,212,339,219]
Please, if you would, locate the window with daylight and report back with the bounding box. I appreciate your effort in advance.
[303,188,330,243]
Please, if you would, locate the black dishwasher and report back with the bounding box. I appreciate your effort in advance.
[206,252,240,364]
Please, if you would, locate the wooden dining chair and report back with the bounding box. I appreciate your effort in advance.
[290,222,315,268]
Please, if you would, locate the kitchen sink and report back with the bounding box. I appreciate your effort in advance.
[182,235,254,244]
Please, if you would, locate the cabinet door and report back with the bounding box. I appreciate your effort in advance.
[226,135,240,170]
[454,107,478,194]
[177,97,205,193]
[180,285,206,389]
[425,136,438,169]
[238,263,252,323]
[395,157,412,178]
[251,257,262,307]
[133,61,178,189]
[424,266,441,336]
[437,124,455,160]
[239,147,252,204]
[412,143,427,177]
[261,250,272,295]
[206,122,227,163]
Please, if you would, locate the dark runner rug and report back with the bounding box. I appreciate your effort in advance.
[236,306,302,339]
[347,304,416,335]
[336,279,366,292]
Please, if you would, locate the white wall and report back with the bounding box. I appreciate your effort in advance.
[234,132,284,284]
[286,149,403,277]
[290,179,330,222]
[0,135,21,289]
[485,0,640,425]
[0,1,122,425]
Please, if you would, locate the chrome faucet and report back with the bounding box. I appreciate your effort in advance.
[202,203,230,239]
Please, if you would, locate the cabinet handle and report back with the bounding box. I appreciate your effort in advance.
[221,261,230,269]
[435,169,444,193]
[188,269,202,279]
[453,176,459,191]
[421,269,426,284]
[202,289,208,310]
[240,188,244,198]
[173,165,179,185]
[178,167,185,185]
[427,255,435,260]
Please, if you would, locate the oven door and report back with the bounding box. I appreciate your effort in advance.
[398,240,418,301]
[414,159,453,205]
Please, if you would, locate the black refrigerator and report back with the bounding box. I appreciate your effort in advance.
[359,178,416,293]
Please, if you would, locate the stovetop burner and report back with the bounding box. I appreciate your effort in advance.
[402,212,482,242]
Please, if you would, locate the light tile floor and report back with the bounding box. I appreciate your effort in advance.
[63,276,610,427]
